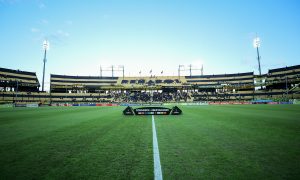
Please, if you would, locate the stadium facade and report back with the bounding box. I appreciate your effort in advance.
[0,65,299,105]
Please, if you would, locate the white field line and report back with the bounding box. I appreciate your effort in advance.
[152,115,163,180]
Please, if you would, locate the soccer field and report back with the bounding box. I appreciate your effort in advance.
[0,105,299,179]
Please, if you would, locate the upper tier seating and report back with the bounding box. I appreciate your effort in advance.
[50,74,118,92]
[0,67,40,92]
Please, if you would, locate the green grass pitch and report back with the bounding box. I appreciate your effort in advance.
[0,105,299,179]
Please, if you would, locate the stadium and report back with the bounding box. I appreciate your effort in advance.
[1,63,300,179]
[0,64,300,105]
[1,1,300,180]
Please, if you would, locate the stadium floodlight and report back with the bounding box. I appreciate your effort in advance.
[253,36,262,76]
[41,40,49,92]
[253,37,260,48]
[43,40,50,50]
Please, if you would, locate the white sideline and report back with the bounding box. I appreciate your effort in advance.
[152,115,163,180]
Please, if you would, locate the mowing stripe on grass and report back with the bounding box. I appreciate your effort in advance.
[152,115,163,180]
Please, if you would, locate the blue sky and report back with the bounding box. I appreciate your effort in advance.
[1,0,300,90]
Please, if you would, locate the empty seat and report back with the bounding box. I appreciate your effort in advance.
[155,79,162,84]
[138,79,145,84]
[121,80,128,84]
[164,79,174,84]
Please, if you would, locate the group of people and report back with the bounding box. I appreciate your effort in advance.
[110,91,191,102]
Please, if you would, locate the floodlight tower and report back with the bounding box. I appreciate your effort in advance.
[100,65,124,78]
[178,65,184,78]
[253,37,262,76]
[42,40,49,92]
[117,65,125,79]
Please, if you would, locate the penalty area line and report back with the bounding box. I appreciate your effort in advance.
[152,115,163,180]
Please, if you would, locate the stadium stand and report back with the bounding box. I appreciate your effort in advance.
[0,67,40,103]
[186,72,255,101]
[0,67,40,91]
[50,74,118,93]
[49,74,120,103]
[0,65,299,104]
[264,65,300,100]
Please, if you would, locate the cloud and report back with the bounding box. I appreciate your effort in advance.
[31,29,70,48]
[31,16,70,47]
[56,30,70,38]
[45,30,70,46]
[31,27,40,33]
